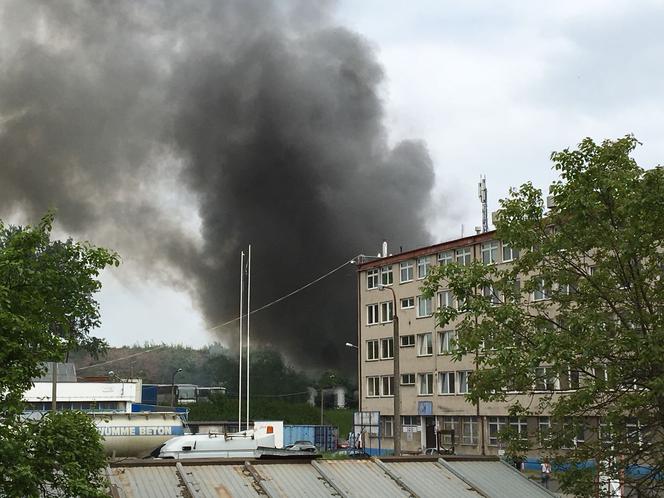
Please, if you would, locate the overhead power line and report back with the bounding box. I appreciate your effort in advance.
[206,257,354,333]
[76,257,357,371]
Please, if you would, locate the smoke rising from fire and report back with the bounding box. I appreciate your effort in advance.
[0,1,435,368]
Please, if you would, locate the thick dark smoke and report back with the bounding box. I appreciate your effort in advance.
[0,1,434,369]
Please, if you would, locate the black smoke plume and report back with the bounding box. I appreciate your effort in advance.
[0,1,434,369]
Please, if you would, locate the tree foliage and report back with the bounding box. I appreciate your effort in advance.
[0,213,119,497]
[423,137,664,497]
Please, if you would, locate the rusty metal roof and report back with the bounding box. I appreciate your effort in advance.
[108,456,552,498]
[180,464,261,497]
[254,463,336,498]
[108,465,186,498]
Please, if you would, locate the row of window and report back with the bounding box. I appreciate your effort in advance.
[366,278,566,325]
[366,295,432,324]
[366,330,458,360]
[24,401,124,412]
[367,362,603,395]
[366,370,472,397]
[366,242,520,290]
[379,415,639,448]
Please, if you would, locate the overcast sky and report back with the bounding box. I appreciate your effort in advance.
[102,0,664,348]
[4,1,664,351]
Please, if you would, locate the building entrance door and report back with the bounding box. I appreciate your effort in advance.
[425,416,436,448]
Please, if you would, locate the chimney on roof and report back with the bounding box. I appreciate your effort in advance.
[382,240,388,258]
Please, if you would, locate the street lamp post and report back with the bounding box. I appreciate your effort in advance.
[378,284,401,456]
[171,368,183,407]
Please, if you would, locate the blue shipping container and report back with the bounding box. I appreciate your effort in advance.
[284,425,338,452]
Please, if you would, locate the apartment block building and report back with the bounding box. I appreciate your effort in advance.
[356,231,592,456]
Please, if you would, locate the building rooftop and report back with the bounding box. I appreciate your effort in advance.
[107,455,556,498]
[356,230,497,271]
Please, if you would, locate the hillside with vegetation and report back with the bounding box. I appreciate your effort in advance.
[70,344,357,406]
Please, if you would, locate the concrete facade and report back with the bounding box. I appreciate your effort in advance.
[356,231,593,456]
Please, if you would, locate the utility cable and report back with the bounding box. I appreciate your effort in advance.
[76,257,358,371]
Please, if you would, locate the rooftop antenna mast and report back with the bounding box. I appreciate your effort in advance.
[478,175,488,233]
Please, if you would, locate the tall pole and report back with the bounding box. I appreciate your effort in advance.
[320,386,324,426]
[393,304,401,456]
[380,284,401,455]
[238,250,244,431]
[246,244,251,431]
[51,362,57,412]
[171,368,182,407]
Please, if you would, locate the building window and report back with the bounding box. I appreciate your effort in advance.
[417,257,431,279]
[438,250,453,265]
[401,373,416,385]
[367,269,379,290]
[481,241,499,264]
[458,371,471,394]
[439,372,456,394]
[381,416,394,437]
[417,333,433,356]
[482,285,500,305]
[559,369,581,390]
[535,367,558,391]
[440,416,458,444]
[367,377,380,397]
[489,417,508,446]
[439,330,457,353]
[510,417,529,440]
[380,301,394,323]
[538,417,551,445]
[400,261,414,283]
[381,376,394,397]
[380,338,394,359]
[562,418,587,448]
[417,296,433,317]
[381,266,393,286]
[461,417,478,445]
[438,290,453,308]
[456,248,471,266]
[366,340,379,360]
[367,304,379,325]
[418,373,434,395]
[402,415,419,426]
[400,297,414,309]
[502,243,519,262]
[400,335,415,347]
[533,278,550,301]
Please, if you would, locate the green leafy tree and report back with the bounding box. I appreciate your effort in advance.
[423,136,664,497]
[0,213,119,497]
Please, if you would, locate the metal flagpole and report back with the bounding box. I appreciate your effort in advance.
[238,250,244,431]
[246,244,251,431]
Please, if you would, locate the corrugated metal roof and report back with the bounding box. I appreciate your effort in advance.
[255,463,336,498]
[314,460,412,498]
[183,464,261,498]
[383,461,484,498]
[109,458,555,498]
[443,460,556,498]
[109,466,187,498]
